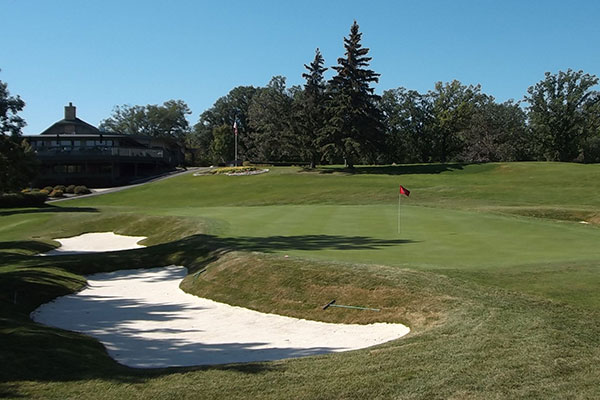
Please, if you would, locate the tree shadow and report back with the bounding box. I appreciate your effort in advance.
[158,234,417,256]
[314,163,466,175]
[29,267,366,371]
[1,232,417,385]
[0,240,56,254]
[0,205,98,217]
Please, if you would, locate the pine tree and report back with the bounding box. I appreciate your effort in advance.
[297,48,327,168]
[324,21,384,168]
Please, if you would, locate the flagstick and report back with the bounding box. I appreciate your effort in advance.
[397,191,401,235]
[234,129,238,166]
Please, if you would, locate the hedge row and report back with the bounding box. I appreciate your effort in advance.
[0,192,49,208]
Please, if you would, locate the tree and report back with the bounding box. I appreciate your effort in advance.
[193,86,257,164]
[460,100,529,162]
[380,88,434,163]
[99,100,192,142]
[296,48,328,168]
[524,69,600,162]
[427,80,489,163]
[0,76,37,193]
[247,76,297,161]
[209,124,235,164]
[324,21,384,168]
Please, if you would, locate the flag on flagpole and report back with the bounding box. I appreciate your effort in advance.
[233,121,238,136]
[399,185,410,197]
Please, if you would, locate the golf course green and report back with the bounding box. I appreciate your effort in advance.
[2,162,600,398]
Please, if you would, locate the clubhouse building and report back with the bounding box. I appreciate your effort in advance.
[24,103,183,187]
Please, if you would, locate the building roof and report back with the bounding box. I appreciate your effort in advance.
[40,117,102,135]
[40,102,101,135]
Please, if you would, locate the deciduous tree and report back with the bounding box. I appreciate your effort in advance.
[99,100,192,142]
[0,76,37,193]
[524,69,600,162]
[247,76,297,161]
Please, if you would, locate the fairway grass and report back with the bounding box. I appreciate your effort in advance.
[2,162,600,398]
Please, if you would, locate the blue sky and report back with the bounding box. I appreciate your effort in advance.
[2,0,599,134]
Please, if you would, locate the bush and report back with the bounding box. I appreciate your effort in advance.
[53,185,66,192]
[43,186,53,193]
[66,185,76,194]
[212,166,258,175]
[74,185,91,195]
[49,189,64,198]
[0,191,48,208]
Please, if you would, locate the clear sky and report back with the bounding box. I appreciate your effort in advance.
[2,0,599,134]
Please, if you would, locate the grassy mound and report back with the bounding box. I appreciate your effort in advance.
[2,244,600,398]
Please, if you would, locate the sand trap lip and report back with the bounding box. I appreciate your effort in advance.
[43,232,147,256]
[31,265,410,368]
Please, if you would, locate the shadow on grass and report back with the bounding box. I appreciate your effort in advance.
[153,234,416,259]
[314,163,466,175]
[1,232,415,384]
[0,240,56,254]
[0,205,98,217]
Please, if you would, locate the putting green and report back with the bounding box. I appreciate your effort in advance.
[158,204,600,270]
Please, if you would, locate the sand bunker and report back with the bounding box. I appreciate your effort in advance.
[31,265,410,368]
[43,232,147,255]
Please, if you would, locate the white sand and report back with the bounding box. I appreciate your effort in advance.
[32,265,410,368]
[43,232,147,255]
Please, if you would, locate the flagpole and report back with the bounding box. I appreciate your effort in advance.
[397,190,401,235]
[233,119,238,166]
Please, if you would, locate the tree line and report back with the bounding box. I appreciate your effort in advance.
[190,23,600,166]
[97,21,600,167]
[2,21,600,193]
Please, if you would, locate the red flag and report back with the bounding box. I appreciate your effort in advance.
[399,185,410,197]
[233,121,238,136]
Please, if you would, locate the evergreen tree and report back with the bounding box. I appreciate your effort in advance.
[324,21,384,168]
[297,48,327,168]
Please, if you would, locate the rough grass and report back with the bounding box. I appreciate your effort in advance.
[3,247,600,399]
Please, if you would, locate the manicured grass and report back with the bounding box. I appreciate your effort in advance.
[2,162,600,398]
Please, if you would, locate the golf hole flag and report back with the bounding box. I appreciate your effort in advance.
[233,121,238,136]
[399,185,410,197]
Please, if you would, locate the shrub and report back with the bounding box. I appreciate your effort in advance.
[242,161,253,167]
[39,189,49,195]
[43,186,53,193]
[49,189,64,198]
[66,185,76,194]
[212,166,257,175]
[0,191,48,208]
[74,185,91,195]
[53,185,66,192]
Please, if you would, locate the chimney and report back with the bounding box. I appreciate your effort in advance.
[65,102,76,120]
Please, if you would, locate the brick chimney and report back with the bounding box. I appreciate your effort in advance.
[65,102,76,120]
